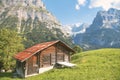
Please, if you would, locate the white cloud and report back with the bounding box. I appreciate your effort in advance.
[89,0,120,10]
[77,0,86,5]
[75,0,86,10]
[75,4,80,10]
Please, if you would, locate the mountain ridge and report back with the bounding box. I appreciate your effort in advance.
[74,8,120,50]
[0,0,72,48]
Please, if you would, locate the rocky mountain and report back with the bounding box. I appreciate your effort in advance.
[0,0,72,48]
[74,8,120,50]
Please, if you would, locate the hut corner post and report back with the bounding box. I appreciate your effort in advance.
[24,61,27,77]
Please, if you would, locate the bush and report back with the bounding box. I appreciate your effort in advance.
[73,45,82,53]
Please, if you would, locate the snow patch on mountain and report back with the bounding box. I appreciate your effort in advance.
[63,23,90,36]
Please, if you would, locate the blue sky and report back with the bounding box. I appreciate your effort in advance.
[42,0,120,25]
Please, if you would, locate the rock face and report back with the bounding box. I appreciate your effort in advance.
[0,0,72,48]
[74,8,120,50]
[0,0,61,32]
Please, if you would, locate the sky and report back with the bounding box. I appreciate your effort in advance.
[42,0,120,25]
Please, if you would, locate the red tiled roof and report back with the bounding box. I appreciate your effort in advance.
[14,40,74,62]
[14,40,59,62]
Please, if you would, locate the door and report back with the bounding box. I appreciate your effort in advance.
[57,53,64,62]
[51,53,55,65]
[27,54,39,75]
[42,54,51,67]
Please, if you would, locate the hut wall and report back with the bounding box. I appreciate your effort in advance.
[40,45,56,67]
[16,61,25,77]
[26,54,39,75]
[40,44,70,68]
[56,44,70,62]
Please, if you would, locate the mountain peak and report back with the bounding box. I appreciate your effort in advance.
[91,8,120,29]
[2,0,45,8]
[108,8,117,12]
[74,8,120,50]
[0,0,63,33]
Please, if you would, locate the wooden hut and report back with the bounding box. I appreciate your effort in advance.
[14,40,74,77]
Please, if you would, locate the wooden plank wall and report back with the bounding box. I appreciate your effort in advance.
[40,44,70,67]
[40,45,56,67]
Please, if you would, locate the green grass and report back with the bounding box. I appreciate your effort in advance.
[0,48,120,80]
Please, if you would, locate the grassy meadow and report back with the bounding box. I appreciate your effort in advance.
[0,48,120,80]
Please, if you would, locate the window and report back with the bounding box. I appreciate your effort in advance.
[33,54,38,67]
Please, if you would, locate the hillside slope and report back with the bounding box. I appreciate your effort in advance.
[29,48,120,80]
[72,48,120,80]
[1,48,120,80]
